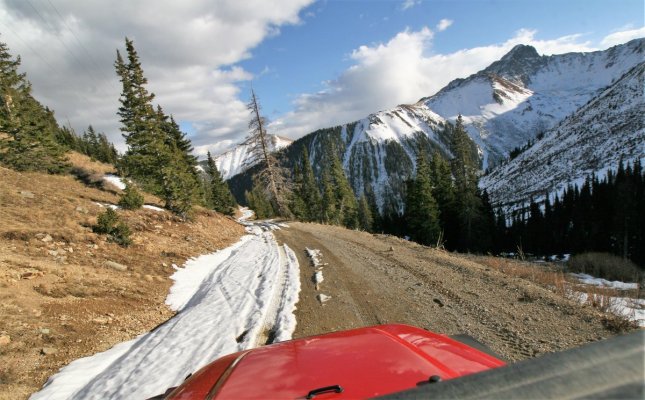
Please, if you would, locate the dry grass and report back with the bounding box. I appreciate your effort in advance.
[478,256,639,330]
[0,164,245,398]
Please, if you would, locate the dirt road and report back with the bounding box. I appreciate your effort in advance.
[275,222,615,362]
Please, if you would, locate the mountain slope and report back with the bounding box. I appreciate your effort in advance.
[228,40,643,215]
[214,134,292,180]
[480,62,645,210]
[422,38,644,169]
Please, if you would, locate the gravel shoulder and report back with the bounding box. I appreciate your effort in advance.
[275,222,621,362]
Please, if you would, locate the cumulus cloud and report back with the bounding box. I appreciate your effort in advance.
[436,19,453,32]
[0,0,313,155]
[269,27,599,139]
[600,26,645,48]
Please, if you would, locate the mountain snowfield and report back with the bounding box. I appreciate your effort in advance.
[214,134,292,180]
[481,61,645,211]
[223,39,643,213]
[424,39,644,169]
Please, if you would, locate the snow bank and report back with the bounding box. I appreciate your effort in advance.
[32,224,301,400]
[142,204,165,212]
[570,291,645,327]
[571,273,639,290]
[102,174,126,190]
[238,206,255,221]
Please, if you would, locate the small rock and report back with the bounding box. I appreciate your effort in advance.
[39,328,50,335]
[143,274,153,282]
[41,347,57,355]
[67,247,74,253]
[41,234,53,243]
[93,316,111,325]
[104,261,128,272]
[433,298,445,307]
[0,335,11,346]
[48,250,59,257]
[162,262,168,267]
[20,190,35,199]
[75,206,89,214]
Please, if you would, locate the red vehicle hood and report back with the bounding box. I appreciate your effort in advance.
[167,324,505,399]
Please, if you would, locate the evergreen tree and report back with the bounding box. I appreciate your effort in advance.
[245,184,273,219]
[322,152,358,228]
[430,151,457,247]
[118,181,144,210]
[115,38,165,189]
[291,148,322,221]
[357,194,373,231]
[114,38,200,216]
[405,153,441,245]
[450,115,484,251]
[206,151,236,216]
[0,40,68,173]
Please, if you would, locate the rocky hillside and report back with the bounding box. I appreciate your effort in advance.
[0,153,244,399]
[481,61,645,212]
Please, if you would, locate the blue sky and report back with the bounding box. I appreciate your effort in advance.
[0,0,643,155]
[241,0,643,120]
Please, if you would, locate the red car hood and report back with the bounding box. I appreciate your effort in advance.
[167,324,505,399]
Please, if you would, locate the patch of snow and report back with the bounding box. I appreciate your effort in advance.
[94,202,119,210]
[569,291,644,327]
[237,207,255,222]
[32,223,301,400]
[316,294,332,304]
[142,205,165,212]
[314,271,324,284]
[102,174,126,190]
[570,273,639,290]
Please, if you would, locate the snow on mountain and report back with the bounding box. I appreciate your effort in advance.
[228,39,643,215]
[214,134,293,180]
[481,61,645,212]
[422,38,644,169]
[300,103,448,213]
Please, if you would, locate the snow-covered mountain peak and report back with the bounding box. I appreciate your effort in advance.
[421,39,644,168]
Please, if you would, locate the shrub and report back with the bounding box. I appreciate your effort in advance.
[93,208,132,247]
[118,181,144,210]
[567,252,641,284]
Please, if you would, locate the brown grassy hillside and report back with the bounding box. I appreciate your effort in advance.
[0,153,245,399]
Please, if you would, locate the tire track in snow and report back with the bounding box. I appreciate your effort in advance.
[32,221,301,400]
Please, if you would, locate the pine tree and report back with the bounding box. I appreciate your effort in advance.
[405,153,441,245]
[291,148,322,221]
[0,40,68,173]
[114,38,200,217]
[357,194,373,231]
[245,90,290,217]
[322,151,358,228]
[206,151,236,216]
[430,151,457,246]
[450,115,484,251]
[118,181,144,210]
[115,38,165,189]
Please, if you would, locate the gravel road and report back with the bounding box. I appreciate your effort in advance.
[275,222,616,362]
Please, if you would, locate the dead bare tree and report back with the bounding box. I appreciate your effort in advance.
[245,89,291,217]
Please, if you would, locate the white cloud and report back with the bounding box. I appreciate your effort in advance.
[436,19,453,32]
[401,0,421,11]
[600,27,645,48]
[269,28,599,139]
[0,0,314,155]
